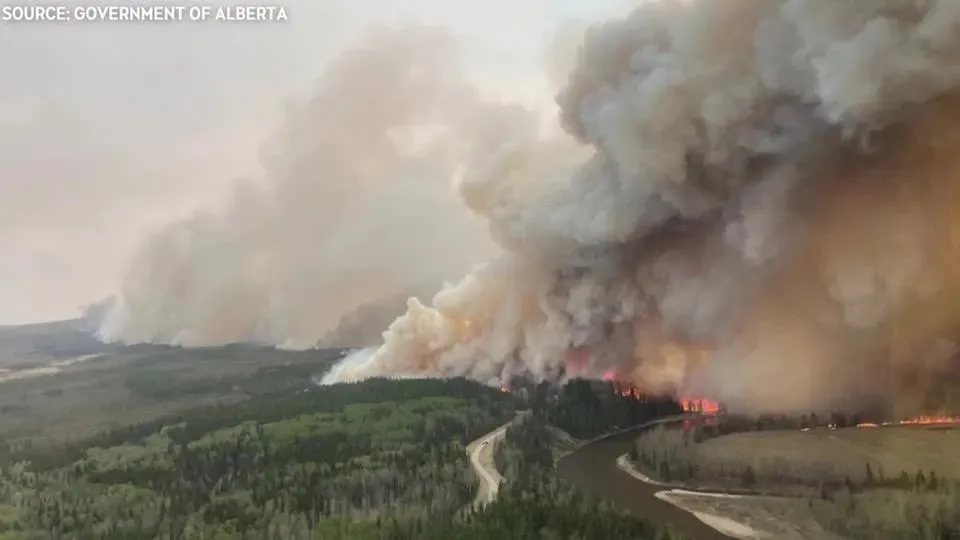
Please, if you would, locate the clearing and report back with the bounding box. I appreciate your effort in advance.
[0,345,345,449]
[631,423,960,538]
[695,424,960,483]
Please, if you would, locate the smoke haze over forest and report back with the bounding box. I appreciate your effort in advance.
[321,0,960,417]
[1,0,623,326]
[8,0,960,417]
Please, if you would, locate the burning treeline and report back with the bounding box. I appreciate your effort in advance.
[326,0,960,418]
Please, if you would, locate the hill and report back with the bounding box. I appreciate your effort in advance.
[0,318,113,368]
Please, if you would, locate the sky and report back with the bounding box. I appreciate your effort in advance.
[0,0,628,325]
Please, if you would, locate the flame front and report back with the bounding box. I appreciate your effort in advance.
[680,397,721,414]
[566,349,720,411]
[857,415,960,428]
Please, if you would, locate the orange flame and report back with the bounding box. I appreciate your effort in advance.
[680,397,721,414]
[897,415,960,425]
[603,366,720,412]
[858,415,960,428]
[567,352,721,413]
[606,375,645,400]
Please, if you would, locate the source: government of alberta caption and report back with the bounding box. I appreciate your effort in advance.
[0,4,289,22]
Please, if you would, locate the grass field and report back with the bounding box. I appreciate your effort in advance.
[633,423,960,539]
[695,424,960,484]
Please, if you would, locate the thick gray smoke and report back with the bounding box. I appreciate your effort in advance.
[98,26,556,348]
[0,0,336,324]
[328,0,960,416]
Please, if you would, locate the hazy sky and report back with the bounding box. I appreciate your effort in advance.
[0,0,626,325]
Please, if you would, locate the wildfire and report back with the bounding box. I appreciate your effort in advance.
[857,415,960,428]
[606,375,641,399]
[898,415,960,425]
[563,349,719,413]
[680,397,721,414]
[602,365,720,414]
[565,348,591,378]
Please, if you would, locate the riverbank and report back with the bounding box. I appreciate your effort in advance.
[556,417,732,540]
[554,414,692,462]
[617,453,764,539]
[622,418,960,538]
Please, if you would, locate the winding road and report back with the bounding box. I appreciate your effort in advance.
[466,411,529,508]
[466,422,510,507]
[465,413,750,538]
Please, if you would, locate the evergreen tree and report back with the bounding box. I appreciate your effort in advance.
[742,465,756,488]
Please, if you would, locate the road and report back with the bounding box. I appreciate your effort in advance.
[468,424,508,506]
[465,412,751,537]
[466,414,524,508]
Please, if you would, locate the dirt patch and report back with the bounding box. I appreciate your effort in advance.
[657,490,846,540]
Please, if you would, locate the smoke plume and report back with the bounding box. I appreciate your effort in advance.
[98,26,548,348]
[325,0,960,416]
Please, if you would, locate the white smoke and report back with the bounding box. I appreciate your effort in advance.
[328,0,960,414]
[98,26,559,348]
[103,0,960,415]
[316,347,429,386]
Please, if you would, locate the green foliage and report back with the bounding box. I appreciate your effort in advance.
[0,372,685,540]
[542,379,682,440]
[8,376,514,471]
[429,411,681,540]
[0,346,349,459]
[0,378,514,539]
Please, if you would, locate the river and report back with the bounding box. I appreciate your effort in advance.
[557,425,730,540]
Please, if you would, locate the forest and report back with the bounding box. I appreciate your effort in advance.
[402,382,685,540]
[0,377,512,538]
[0,372,681,539]
[541,379,683,440]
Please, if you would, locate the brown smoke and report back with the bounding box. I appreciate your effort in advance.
[327,0,960,416]
[697,94,960,414]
